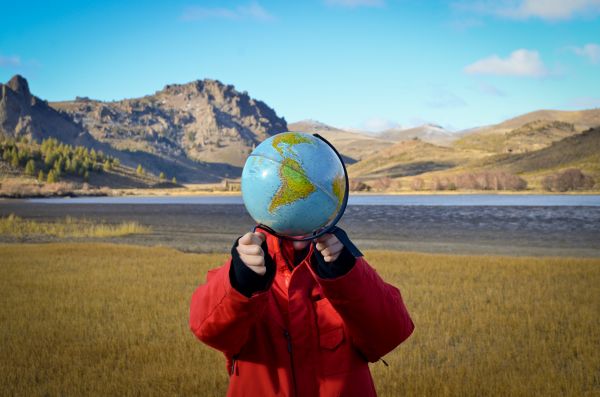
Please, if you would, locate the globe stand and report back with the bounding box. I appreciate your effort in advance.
[253,133,363,258]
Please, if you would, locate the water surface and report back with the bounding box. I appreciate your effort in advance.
[26,194,600,206]
[3,194,599,257]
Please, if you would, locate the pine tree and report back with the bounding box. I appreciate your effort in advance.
[103,159,111,172]
[171,177,177,184]
[37,170,45,183]
[10,151,19,168]
[136,164,144,176]
[47,170,58,183]
[159,172,166,180]
[25,159,36,176]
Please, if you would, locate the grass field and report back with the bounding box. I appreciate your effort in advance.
[0,214,151,239]
[1,244,599,396]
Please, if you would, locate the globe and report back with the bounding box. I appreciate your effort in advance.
[241,132,347,237]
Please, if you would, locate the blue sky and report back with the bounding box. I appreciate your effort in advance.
[1,0,599,131]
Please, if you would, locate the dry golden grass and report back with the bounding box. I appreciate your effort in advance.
[0,244,598,396]
[0,214,151,239]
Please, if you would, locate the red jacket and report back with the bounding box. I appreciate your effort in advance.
[189,230,414,396]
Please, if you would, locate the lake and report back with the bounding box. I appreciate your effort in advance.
[24,194,600,206]
[2,194,599,257]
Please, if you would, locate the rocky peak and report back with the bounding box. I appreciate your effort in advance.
[7,75,31,99]
[50,76,287,167]
[160,78,241,101]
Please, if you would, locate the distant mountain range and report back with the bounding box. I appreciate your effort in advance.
[378,124,456,146]
[1,74,599,191]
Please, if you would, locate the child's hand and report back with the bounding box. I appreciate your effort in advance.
[315,234,343,262]
[237,232,267,275]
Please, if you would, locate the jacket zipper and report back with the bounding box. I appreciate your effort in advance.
[230,356,237,376]
[283,330,297,397]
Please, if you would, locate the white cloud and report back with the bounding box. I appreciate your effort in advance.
[465,49,548,77]
[570,43,600,64]
[357,117,402,133]
[0,55,21,68]
[325,0,385,8]
[181,2,273,21]
[454,0,600,21]
[502,0,600,20]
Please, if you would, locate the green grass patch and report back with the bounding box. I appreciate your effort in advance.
[0,244,598,396]
[0,214,151,238]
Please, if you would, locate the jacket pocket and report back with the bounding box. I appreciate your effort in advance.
[320,326,344,350]
[314,299,355,376]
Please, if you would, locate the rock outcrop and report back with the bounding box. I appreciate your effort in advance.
[0,75,94,146]
[0,75,251,182]
[51,79,287,167]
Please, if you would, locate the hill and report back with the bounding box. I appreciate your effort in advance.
[379,124,457,146]
[454,109,600,153]
[479,127,600,176]
[347,138,478,180]
[288,120,393,163]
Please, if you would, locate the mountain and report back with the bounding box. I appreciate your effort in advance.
[51,79,287,167]
[492,109,600,130]
[379,124,457,146]
[1,75,287,183]
[454,109,600,153]
[478,127,600,176]
[288,119,339,133]
[0,75,96,147]
[346,109,599,191]
[288,120,393,163]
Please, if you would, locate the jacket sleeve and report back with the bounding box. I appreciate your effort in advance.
[311,256,414,362]
[189,260,270,357]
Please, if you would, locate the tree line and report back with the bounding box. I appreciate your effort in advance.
[0,136,119,183]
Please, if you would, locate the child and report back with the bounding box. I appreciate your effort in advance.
[190,227,414,397]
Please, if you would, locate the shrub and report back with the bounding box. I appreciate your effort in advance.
[349,180,371,192]
[371,177,393,192]
[542,169,595,192]
[411,178,425,191]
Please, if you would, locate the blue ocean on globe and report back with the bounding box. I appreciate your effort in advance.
[241,132,346,237]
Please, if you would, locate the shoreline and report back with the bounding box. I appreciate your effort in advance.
[1,200,598,257]
[2,188,600,200]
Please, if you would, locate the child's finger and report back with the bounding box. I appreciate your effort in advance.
[239,232,265,246]
[237,244,263,257]
[320,241,343,258]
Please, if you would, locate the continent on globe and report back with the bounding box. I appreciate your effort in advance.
[331,174,345,212]
[268,133,317,213]
[271,133,314,157]
[268,157,316,213]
